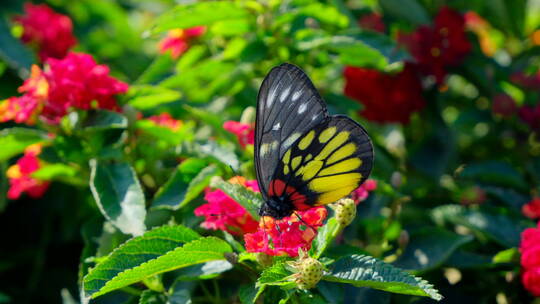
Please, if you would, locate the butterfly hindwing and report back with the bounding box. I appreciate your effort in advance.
[255,63,328,200]
[270,115,373,209]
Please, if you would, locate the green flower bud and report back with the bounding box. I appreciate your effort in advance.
[288,250,324,290]
[331,198,356,226]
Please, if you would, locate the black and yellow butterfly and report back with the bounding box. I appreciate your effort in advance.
[255,63,374,220]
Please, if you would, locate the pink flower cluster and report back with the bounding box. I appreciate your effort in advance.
[523,198,540,220]
[6,144,49,200]
[158,27,205,59]
[520,222,540,296]
[350,179,377,204]
[0,52,128,124]
[223,121,255,148]
[14,3,77,61]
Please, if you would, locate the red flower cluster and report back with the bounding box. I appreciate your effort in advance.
[223,121,255,148]
[358,13,385,33]
[14,3,77,61]
[244,207,327,257]
[0,52,128,124]
[523,198,540,219]
[147,113,183,131]
[399,6,471,84]
[343,64,426,124]
[194,177,259,235]
[520,222,540,296]
[158,27,205,59]
[519,104,540,130]
[6,144,49,200]
[350,179,377,204]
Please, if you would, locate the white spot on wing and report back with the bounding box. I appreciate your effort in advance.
[272,122,281,131]
[267,88,277,108]
[292,89,303,101]
[282,132,301,151]
[280,87,291,103]
[298,103,307,114]
[312,114,319,121]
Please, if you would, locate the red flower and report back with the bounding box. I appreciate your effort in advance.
[511,72,540,90]
[523,198,540,219]
[399,6,471,84]
[158,27,205,59]
[519,104,540,130]
[492,94,517,117]
[14,3,77,61]
[147,113,182,131]
[244,207,327,257]
[6,144,49,200]
[358,13,385,33]
[194,177,259,235]
[520,222,540,296]
[351,179,377,204]
[343,64,425,124]
[223,121,255,148]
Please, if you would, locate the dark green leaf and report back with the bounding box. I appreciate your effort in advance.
[0,128,49,161]
[0,16,34,76]
[393,227,473,271]
[323,255,442,301]
[139,290,167,304]
[239,283,259,304]
[82,110,128,131]
[459,161,527,191]
[379,0,430,25]
[89,160,147,236]
[172,260,233,281]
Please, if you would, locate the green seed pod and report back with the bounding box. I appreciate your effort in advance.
[288,250,325,290]
[331,198,357,226]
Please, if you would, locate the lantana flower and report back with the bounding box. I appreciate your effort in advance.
[0,52,128,125]
[14,3,77,61]
[244,207,327,257]
[398,6,471,84]
[158,27,206,59]
[195,176,259,235]
[343,64,425,124]
[6,144,49,200]
[223,121,255,148]
[147,113,183,131]
[520,222,540,296]
[350,179,377,204]
[523,198,540,219]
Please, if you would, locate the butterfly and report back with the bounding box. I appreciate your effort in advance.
[255,63,374,220]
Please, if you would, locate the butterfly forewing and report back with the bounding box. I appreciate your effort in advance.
[255,63,328,200]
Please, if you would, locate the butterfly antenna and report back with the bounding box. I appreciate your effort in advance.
[275,219,284,250]
[293,211,317,235]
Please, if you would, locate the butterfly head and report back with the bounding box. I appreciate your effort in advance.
[259,198,294,220]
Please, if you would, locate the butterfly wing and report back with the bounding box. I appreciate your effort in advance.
[255,63,328,200]
[269,115,373,209]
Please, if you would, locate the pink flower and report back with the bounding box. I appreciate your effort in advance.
[14,3,77,61]
[223,121,255,148]
[358,13,385,33]
[194,177,259,235]
[492,94,517,117]
[147,113,182,131]
[244,207,327,257]
[519,104,540,130]
[351,179,377,204]
[6,144,49,199]
[158,27,205,59]
[523,198,540,219]
[521,222,540,296]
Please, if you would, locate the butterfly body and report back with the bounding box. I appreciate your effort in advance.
[255,63,374,220]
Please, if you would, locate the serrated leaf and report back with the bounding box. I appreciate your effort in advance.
[151,2,250,34]
[431,205,532,247]
[152,160,218,209]
[89,160,147,236]
[323,255,442,301]
[84,230,232,299]
[127,85,182,110]
[0,128,49,161]
[210,177,262,220]
[256,262,294,288]
[393,227,473,271]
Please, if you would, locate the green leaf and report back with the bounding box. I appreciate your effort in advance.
[239,283,259,304]
[0,128,49,161]
[136,120,194,146]
[210,176,263,220]
[492,248,519,264]
[379,0,430,25]
[0,16,35,75]
[134,55,176,85]
[256,262,294,288]
[139,290,167,304]
[324,255,442,301]
[393,227,473,271]
[312,218,341,258]
[152,160,219,209]
[89,160,147,236]
[459,161,527,191]
[84,226,232,299]
[127,85,182,110]
[172,260,233,281]
[151,2,250,34]
[431,205,531,247]
[82,110,128,131]
[445,249,492,269]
